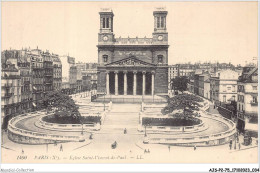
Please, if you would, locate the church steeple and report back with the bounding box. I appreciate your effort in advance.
[98,8,114,43]
[152,7,168,45]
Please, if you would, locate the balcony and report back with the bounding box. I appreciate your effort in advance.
[3,93,14,98]
[32,66,43,69]
[24,81,30,85]
[2,83,13,88]
[45,73,53,77]
[250,101,258,106]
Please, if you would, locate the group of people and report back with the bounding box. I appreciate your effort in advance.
[229,134,241,150]
[54,141,63,151]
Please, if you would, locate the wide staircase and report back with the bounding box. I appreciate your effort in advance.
[100,104,141,134]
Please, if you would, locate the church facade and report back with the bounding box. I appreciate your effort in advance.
[97,8,169,96]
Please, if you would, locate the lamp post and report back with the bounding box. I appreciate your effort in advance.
[81,123,84,135]
[103,90,106,111]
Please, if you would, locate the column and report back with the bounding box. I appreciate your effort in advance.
[151,71,155,96]
[124,71,127,95]
[106,71,110,95]
[133,71,137,96]
[114,71,118,95]
[142,71,146,95]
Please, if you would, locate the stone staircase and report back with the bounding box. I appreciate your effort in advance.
[100,104,141,134]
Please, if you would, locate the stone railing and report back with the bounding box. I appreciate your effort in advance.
[147,114,236,146]
[8,111,84,144]
[37,119,101,131]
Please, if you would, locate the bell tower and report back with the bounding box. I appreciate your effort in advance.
[98,8,114,44]
[152,7,168,45]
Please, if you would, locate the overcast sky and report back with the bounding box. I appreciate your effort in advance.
[2,1,258,65]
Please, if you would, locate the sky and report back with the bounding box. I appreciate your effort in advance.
[1,1,258,65]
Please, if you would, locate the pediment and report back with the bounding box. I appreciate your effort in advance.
[105,56,155,67]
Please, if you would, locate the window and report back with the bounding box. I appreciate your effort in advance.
[158,55,163,63]
[157,17,160,28]
[161,17,164,28]
[232,85,235,92]
[223,85,226,92]
[106,18,109,28]
[103,55,108,62]
[103,18,106,28]
[232,95,236,101]
[223,95,226,102]
[253,96,258,103]
[253,86,257,90]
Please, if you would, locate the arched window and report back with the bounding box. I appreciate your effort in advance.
[103,55,108,63]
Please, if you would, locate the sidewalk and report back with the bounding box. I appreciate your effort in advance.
[208,104,220,114]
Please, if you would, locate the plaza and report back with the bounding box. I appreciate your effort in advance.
[2,92,258,163]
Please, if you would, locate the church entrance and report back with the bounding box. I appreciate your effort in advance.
[118,72,124,95]
[109,72,115,95]
[127,72,133,95]
[145,72,152,95]
[136,72,143,95]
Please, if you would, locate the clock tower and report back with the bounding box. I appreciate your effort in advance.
[98,8,114,44]
[152,7,168,45]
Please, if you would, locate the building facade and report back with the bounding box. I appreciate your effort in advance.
[210,69,239,104]
[82,63,98,91]
[60,55,76,94]
[97,8,169,96]
[53,54,62,91]
[42,51,54,95]
[237,66,258,133]
[1,55,22,129]
[29,49,44,110]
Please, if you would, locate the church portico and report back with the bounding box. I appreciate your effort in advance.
[105,68,155,96]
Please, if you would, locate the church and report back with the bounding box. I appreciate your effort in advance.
[97,8,169,96]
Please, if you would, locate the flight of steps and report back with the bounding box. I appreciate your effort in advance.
[100,104,141,134]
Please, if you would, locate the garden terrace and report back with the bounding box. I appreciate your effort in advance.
[42,115,101,124]
[142,117,201,126]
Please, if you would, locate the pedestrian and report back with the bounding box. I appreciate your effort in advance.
[22,149,24,155]
[168,145,171,152]
[194,145,196,151]
[147,149,150,153]
[144,149,147,154]
[229,143,232,150]
[234,142,236,150]
[60,144,63,152]
[238,143,241,150]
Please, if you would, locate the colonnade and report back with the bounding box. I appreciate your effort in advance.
[106,70,155,96]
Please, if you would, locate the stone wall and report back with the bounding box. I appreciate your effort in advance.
[97,70,106,93]
[154,67,168,94]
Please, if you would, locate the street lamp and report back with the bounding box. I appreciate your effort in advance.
[81,123,84,135]
[103,90,106,111]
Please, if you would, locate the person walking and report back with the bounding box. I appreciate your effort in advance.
[168,145,171,152]
[60,144,63,152]
[194,145,196,151]
[22,149,24,155]
[147,149,150,153]
[238,143,241,150]
[144,149,147,154]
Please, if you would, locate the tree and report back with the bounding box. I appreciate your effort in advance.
[161,93,203,116]
[171,76,188,93]
[42,91,81,120]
